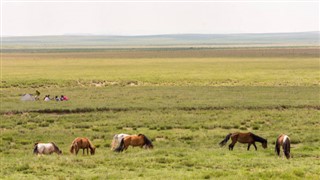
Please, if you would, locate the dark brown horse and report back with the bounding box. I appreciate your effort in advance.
[70,137,96,155]
[219,132,267,150]
[275,134,291,159]
[114,134,153,152]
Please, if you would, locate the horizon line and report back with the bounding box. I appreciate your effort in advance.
[2,31,320,38]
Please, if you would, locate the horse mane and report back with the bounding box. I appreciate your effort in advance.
[87,138,95,150]
[141,134,153,146]
[252,133,267,143]
[50,142,61,151]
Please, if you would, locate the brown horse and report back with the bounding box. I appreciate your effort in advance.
[275,134,291,159]
[70,137,96,155]
[114,134,153,152]
[219,132,267,150]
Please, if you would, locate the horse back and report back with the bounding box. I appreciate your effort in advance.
[233,132,254,143]
[276,134,285,145]
[277,134,289,146]
[124,135,144,146]
[36,143,54,154]
[78,138,89,148]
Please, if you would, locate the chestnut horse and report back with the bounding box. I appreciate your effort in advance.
[70,137,96,155]
[33,142,62,155]
[110,133,130,150]
[114,134,153,152]
[219,132,267,150]
[275,134,291,159]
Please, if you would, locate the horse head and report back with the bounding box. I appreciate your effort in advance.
[57,149,62,154]
[262,140,268,149]
[145,143,154,149]
[90,147,96,155]
[142,134,154,149]
[51,142,62,155]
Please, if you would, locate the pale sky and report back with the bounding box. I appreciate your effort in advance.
[1,1,319,36]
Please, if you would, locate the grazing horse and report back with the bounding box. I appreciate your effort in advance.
[70,137,96,155]
[219,132,267,151]
[110,133,130,150]
[114,134,153,152]
[33,142,62,155]
[275,134,291,159]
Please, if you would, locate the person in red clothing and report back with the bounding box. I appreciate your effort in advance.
[60,95,69,101]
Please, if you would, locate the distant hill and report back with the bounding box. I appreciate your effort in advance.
[2,32,319,49]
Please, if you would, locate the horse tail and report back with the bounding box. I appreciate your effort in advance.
[283,138,291,159]
[219,133,232,147]
[33,143,38,154]
[111,134,118,150]
[114,138,125,152]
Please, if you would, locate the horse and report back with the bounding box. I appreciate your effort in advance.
[219,132,267,151]
[70,137,96,155]
[275,134,291,159]
[114,134,153,152]
[110,133,130,150]
[33,142,62,155]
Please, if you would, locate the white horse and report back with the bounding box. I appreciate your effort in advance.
[110,134,130,150]
[33,142,62,155]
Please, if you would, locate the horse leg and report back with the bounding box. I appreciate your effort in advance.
[253,143,257,150]
[124,144,129,151]
[247,143,251,151]
[229,142,235,150]
[76,148,79,155]
[229,138,237,150]
[87,148,89,155]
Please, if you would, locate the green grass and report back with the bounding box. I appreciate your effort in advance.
[1,48,320,179]
[2,53,320,87]
[1,86,319,113]
[1,109,319,179]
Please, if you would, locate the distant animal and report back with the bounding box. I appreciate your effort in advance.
[114,134,153,152]
[275,134,291,159]
[70,137,96,155]
[219,132,267,150]
[110,133,130,150]
[33,142,62,155]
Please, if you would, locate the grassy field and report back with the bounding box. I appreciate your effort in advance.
[1,48,320,179]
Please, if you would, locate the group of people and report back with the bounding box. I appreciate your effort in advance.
[43,95,69,102]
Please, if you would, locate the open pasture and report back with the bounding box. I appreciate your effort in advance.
[1,48,320,179]
[2,48,319,88]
